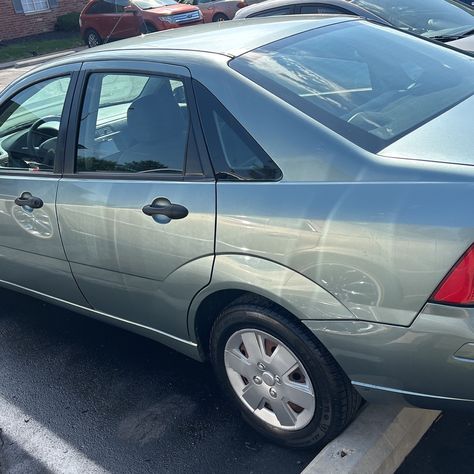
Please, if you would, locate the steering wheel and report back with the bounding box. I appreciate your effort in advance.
[27,115,61,159]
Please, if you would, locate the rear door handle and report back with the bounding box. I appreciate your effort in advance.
[142,197,188,220]
[14,192,44,209]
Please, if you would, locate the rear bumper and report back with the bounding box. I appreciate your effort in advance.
[304,303,474,409]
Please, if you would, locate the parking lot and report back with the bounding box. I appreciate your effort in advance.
[0,66,34,91]
[2,283,474,474]
[0,287,316,473]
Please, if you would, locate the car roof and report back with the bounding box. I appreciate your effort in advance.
[71,16,357,60]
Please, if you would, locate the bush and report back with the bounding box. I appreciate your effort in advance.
[55,12,80,32]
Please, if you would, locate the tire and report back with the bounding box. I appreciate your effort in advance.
[144,22,157,33]
[85,29,102,48]
[212,13,229,22]
[209,296,361,448]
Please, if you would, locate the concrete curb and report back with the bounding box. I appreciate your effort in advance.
[0,46,86,71]
[302,404,441,474]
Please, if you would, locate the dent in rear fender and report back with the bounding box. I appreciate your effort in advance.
[303,302,474,401]
[187,254,355,341]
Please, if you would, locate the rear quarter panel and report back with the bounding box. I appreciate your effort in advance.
[190,59,474,326]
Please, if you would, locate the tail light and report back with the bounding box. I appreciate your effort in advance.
[237,2,247,8]
[430,244,474,305]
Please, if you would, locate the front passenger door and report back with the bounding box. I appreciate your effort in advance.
[114,0,141,38]
[57,62,216,344]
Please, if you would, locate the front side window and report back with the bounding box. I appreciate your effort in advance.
[0,76,70,172]
[87,0,116,14]
[352,0,474,40]
[231,21,474,152]
[21,0,50,13]
[76,73,189,174]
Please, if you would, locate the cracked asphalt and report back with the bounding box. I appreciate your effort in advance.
[0,287,316,473]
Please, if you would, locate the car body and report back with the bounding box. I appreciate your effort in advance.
[1,17,474,448]
[235,0,474,52]
[79,0,203,47]
[177,0,251,22]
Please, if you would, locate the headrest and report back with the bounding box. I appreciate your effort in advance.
[127,82,184,143]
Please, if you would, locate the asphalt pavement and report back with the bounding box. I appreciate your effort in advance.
[0,66,34,91]
[398,411,474,474]
[0,287,316,473]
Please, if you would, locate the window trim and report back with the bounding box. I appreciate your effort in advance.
[248,6,297,17]
[297,3,353,15]
[64,61,214,181]
[20,0,51,14]
[0,64,80,178]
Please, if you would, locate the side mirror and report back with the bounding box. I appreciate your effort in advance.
[124,5,137,14]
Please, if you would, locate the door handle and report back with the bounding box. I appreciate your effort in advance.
[142,197,188,220]
[14,192,44,209]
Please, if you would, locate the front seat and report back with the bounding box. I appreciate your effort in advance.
[118,81,188,171]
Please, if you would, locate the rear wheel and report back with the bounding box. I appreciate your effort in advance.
[212,13,229,22]
[85,29,102,48]
[210,297,361,448]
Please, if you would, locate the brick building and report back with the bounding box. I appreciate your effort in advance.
[0,0,88,41]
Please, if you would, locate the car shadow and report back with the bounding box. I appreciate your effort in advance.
[0,288,316,473]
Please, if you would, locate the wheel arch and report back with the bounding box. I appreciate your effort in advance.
[212,12,229,21]
[188,254,356,360]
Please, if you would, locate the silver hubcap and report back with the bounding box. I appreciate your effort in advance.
[224,329,315,431]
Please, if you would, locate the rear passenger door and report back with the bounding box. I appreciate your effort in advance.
[57,61,216,342]
[114,0,141,38]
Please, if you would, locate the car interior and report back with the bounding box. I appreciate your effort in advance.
[77,73,189,174]
[0,77,70,172]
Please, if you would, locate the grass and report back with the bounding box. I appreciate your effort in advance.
[0,35,83,63]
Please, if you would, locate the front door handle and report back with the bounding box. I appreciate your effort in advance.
[14,192,44,209]
[142,197,188,220]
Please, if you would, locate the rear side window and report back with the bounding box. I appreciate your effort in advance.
[194,82,282,181]
[231,21,474,152]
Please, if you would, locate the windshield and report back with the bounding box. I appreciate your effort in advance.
[231,21,474,153]
[351,0,474,39]
[133,0,176,9]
